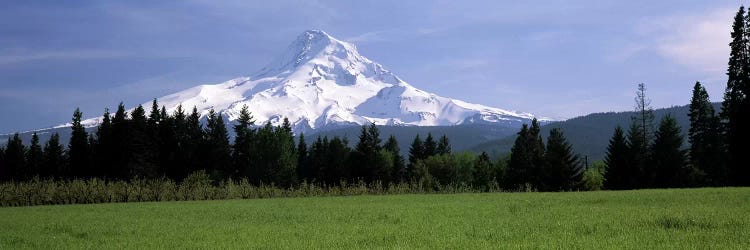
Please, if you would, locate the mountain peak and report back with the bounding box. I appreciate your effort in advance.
[69,30,547,133]
[297,29,333,43]
[256,30,360,77]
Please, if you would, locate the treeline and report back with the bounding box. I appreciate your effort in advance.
[0,99,512,190]
[602,6,750,189]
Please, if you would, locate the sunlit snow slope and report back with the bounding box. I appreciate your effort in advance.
[71,30,547,133]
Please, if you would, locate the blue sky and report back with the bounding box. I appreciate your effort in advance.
[0,0,744,133]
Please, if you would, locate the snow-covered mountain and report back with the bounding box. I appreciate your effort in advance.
[68,30,548,133]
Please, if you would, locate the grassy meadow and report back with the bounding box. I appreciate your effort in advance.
[0,188,748,249]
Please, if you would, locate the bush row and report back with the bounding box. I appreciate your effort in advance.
[0,171,516,207]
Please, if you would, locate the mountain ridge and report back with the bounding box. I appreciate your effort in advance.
[48,30,548,134]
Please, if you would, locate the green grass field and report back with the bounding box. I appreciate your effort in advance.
[0,188,748,249]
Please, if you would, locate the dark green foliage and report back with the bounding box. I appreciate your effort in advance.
[419,154,454,186]
[630,83,655,187]
[634,83,656,148]
[26,133,42,179]
[528,119,545,187]
[542,128,582,191]
[232,105,255,179]
[436,135,451,155]
[111,103,129,179]
[353,124,384,182]
[407,134,424,180]
[68,108,89,178]
[184,106,204,176]
[3,134,25,181]
[250,120,297,187]
[94,108,114,178]
[721,6,750,186]
[688,82,726,186]
[129,105,158,178]
[651,115,688,188]
[384,135,406,183]
[275,118,298,186]
[627,121,649,187]
[505,118,545,190]
[423,133,437,157]
[204,109,232,180]
[296,133,310,181]
[42,133,65,178]
[581,161,605,191]
[473,152,493,190]
[603,126,632,190]
[506,124,532,189]
[307,136,352,184]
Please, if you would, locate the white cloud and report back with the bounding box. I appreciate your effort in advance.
[637,7,734,74]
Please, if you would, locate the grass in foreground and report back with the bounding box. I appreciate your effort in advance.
[0,188,748,249]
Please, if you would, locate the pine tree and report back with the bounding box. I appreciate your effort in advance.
[384,135,406,183]
[506,124,532,189]
[204,109,232,179]
[722,6,750,186]
[42,133,65,178]
[407,134,424,181]
[26,133,43,178]
[353,124,384,182]
[473,152,494,191]
[129,105,157,178]
[626,121,648,188]
[688,82,726,186]
[232,105,255,179]
[156,105,175,179]
[436,135,451,155]
[308,136,326,183]
[146,99,163,176]
[651,115,688,188]
[110,102,130,179]
[275,118,298,186]
[527,118,545,188]
[184,106,204,177]
[628,84,655,187]
[603,126,632,190]
[68,108,89,178]
[542,128,582,191]
[3,134,25,180]
[325,136,351,184]
[94,108,114,178]
[147,99,161,129]
[296,133,310,181]
[423,133,437,157]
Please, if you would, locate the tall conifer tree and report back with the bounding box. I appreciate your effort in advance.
[423,133,437,157]
[436,135,451,155]
[68,108,89,178]
[407,134,424,181]
[688,82,726,185]
[651,115,688,188]
[204,109,231,179]
[42,133,65,178]
[506,124,532,189]
[603,126,632,190]
[722,6,750,186]
[543,128,582,191]
[384,135,405,183]
[232,105,255,179]
[26,133,43,178]
[3,134,25,180]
